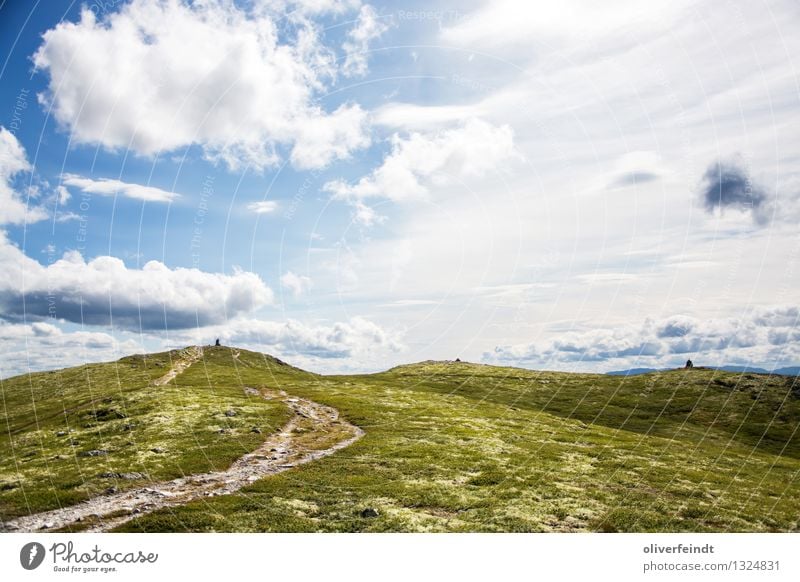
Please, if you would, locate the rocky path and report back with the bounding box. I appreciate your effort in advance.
[153,345,204,386]
[1,355,363,533]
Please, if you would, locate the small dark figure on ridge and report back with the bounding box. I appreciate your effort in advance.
[685,359,693,369]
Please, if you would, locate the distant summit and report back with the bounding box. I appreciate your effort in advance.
[606,365,800,377]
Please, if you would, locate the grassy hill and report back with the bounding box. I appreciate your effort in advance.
[0,346,303,519]
[2,349,799,532]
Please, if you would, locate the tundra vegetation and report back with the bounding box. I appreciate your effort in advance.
[1,347,798,532]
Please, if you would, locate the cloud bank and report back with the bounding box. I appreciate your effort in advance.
[488,307,800,369]
[0,233,273,330]
[176,315,402,359]
[0,320,142,378]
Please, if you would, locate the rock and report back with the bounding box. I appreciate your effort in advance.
[56,431,68,437]
[119,472,146,480]
[91,408,128,421]
[150,447,165,454]
[251,427,262,434]
[105,486,118,494]
[360,508,379,518]
[224,410,237,417]
[99,472,120,479]
[78,449,108,457]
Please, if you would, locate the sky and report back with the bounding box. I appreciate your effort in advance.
[0,0,798,377]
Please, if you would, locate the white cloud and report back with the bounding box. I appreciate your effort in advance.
[55,185,70,204]
[0,232,273,330]
[176,315,402,359]
[33,0,371,171]
[324,118,519,222]
[441,0,688,52]
[0,320,143,378]
[342,4,388,77]
[0,127,48,225]
[288,104,372,169]
[280,271,313,296]
[255,0,360,17]
[487,306,800,369]
[606,151,664,189]
[62,174,178,203]
[374,102,485,130]
[248,200,279,214]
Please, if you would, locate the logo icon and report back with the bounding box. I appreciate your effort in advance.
[20,542,46,570]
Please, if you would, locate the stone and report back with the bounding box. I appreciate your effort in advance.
[360,508,379,518]
[225,410,237,417]
[120,472,146,480]
[78,449,108,457]
[251,427,262,434]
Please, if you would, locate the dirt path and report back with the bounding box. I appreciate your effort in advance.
[1,357,364,533]
[153,345,203,386]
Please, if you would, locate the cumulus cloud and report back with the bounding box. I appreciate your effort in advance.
[280,271,313,296]
[699,158,768,223]
[33,0,372,171]
[62,174,178,203]
[0,232,273,330]
[342,5,388,77]
[324,118,519,222]
[247,200,279,214]
[0,127,48,225]
[177,315,402,359]
[487,306,800,368]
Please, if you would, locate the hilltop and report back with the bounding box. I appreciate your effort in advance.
[1,346,799,532]
[607,365,800,377]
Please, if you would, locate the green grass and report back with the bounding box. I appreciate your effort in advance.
[0,347,296,519]
[2,351,799,532]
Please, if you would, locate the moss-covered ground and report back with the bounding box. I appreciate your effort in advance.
[2,350,798,532]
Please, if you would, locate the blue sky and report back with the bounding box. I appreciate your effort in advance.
[1,0,799,377]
